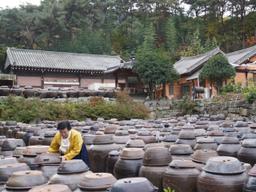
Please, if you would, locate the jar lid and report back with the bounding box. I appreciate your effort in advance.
[203,156,245,175]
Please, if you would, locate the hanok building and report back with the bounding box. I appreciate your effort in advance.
[165,45,256,99]
[3,48,123,88]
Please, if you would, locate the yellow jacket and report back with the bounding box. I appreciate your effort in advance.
[48,129,83,160]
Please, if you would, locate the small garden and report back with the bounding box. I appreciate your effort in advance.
[0,92,149,123]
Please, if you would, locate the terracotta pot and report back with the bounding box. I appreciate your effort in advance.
[178,130,196,139]
[0,163,30,184]
[110,177,157,192]
[191,150,219,164]
[5,171,47,190]
[77,172,116,191]
[0,157,18,166]
[23,146,49,156]
[197,156,247,192]
[28,184,72,192]
[163,160,200,192]
[143,147,172,166]
[40,164,59,180]
[176,139,196,148]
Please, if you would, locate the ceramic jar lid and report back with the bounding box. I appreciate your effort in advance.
[28,184,72,192]
[93,135,114,144]
[220,137,240,144]
[6,170,47,190]
[242,139,256,148]
[125,139,145,148]
[170,144,193,155]
[58,160,89,174]
[110,177,157,192]
[143,147,172,166]
[203,156,245,175]
[120,148,144,160]
[191,150,218,164]
[169,160,196,169]
[34,153,61,165]
[78,172,116,190]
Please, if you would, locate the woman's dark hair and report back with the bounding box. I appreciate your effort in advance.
[57,121,71,130]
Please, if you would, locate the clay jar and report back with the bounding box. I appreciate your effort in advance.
[110,177,158,192]
[125,139,145,148]
[137,130,156,144]
[238,139,256,166]
[0,163,30,184]
[28,184,72,192]
[106,150,120,174]
[163,160,200,192]
[244,165,256,192]
[194,137,218,151]
[197,156,247,192]
[139,147,172,191]
[114,148,144,179]
[5,170,47,191]
[34,153,61,179]
[170,144,193,160]
[49,160,90,191]
[217,136,241,157]
[88,135,120,172]
[191,150,219,171]
[176,130,196,148]
[75,172,117,192]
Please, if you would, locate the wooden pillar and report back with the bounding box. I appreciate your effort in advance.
[41,71,44,89]
[115,72,118,88]
[78,73,81,88]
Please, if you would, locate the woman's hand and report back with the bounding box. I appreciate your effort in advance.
[61,156,67,162]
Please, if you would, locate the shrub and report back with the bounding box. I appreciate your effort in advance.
[243,86,256,104]
[0,95,149,123]
[220,83,243,94]
[173,96,197,115]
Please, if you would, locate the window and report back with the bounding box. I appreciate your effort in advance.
[169,83,174,95]
[181,85,190,96]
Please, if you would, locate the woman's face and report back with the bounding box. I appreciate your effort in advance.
[59,128,69,139]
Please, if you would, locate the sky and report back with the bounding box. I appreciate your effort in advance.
[0,0,41,8]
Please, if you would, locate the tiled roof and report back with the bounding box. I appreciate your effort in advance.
[5,48,122,71]
[174,47,224,75]
[226,45,256,65]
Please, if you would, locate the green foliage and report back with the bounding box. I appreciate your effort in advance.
[173,96,197,115]
[164,187,176,192]
[221,83,243,94]
[200,54,236,92]
[135,24,179,99]
[243,86,256,104]
[0,95,149,123]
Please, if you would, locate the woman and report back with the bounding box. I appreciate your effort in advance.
[48,121,90,166]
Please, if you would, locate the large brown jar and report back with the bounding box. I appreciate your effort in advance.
[139,147,172,191]
[197,156,247,192]
[238,139,256,166]
[114,148,144,179]
[88,135,120,172]
[217,136,241,157]
[163,160,200,192]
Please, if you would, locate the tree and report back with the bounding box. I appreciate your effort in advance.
[199,54,236,93]
[135,24,179,99]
